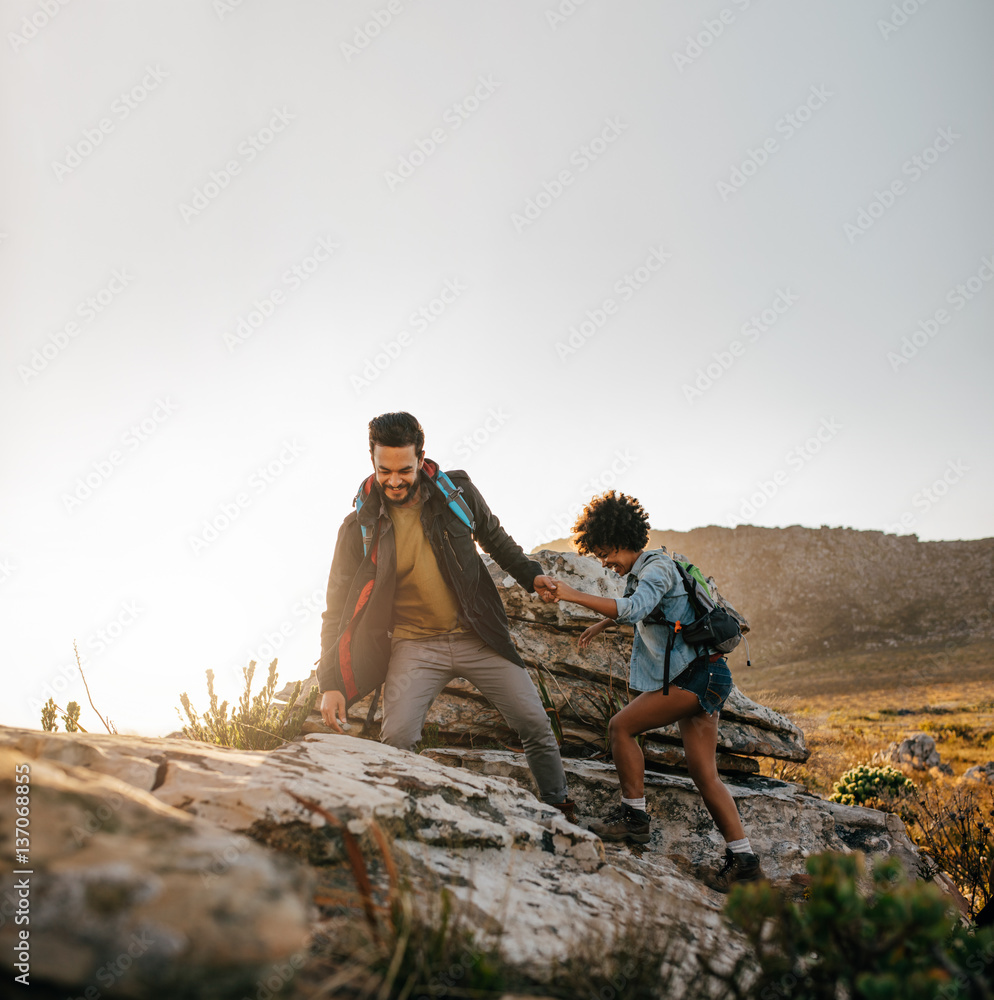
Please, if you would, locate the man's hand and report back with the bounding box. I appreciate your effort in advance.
[320,690,348,733]
[533,574,559,603]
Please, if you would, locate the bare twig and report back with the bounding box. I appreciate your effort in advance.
[74,640,114,734]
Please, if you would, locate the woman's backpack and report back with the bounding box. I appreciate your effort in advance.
[643,554,747,694]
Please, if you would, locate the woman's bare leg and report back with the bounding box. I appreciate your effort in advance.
[607,686,701,799]
[679,711,746,842]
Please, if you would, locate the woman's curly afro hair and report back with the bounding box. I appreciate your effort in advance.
[571,491,651,555]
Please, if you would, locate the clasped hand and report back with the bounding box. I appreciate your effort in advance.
[533,574,581,604]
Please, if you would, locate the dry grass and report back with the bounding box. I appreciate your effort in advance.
[735,640,994,796]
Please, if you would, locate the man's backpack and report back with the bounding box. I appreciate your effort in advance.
[353,458,476,557]
[643,553,748,694]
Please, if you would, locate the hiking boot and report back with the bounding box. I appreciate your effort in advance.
[550,798,577,824]
[587,803,651,844]
[702,849,765,893]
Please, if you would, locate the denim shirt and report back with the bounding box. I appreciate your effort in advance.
[612,549,698,693]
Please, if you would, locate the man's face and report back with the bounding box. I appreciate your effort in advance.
[371,444,423,506]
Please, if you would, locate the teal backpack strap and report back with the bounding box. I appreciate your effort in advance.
[353,475,376,557]
[422,459,476,532]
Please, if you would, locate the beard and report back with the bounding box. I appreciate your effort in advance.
[383,481,417,506]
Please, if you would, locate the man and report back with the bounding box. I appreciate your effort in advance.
[317,411,575,819]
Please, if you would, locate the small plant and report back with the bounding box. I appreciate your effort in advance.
[415,722,442,752]
[41,698,59,731]
[62,701,81,733]
[720,851,994,999]
[37,643,115,735]
[829,763,914,806]
[290,791,509,998]
[904,779,994,920]
[177,659,319,751]
[291,790,721,1000]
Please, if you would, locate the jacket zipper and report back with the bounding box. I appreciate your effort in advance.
[443,529,464,572]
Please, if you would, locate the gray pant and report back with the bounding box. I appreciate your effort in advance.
[380,631,569,804]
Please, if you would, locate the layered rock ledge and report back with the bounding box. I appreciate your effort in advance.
[290,549,808,776]
[1,725,918,998]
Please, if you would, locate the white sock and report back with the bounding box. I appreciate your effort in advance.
[726,837,752,854]
[622,796,646,812]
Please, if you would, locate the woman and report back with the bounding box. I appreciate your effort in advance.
[544,490,763,892]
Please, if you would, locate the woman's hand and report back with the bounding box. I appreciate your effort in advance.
[579,619,612,648]
[550,580,582,604]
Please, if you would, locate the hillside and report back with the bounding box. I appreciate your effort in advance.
[534,525,994,667]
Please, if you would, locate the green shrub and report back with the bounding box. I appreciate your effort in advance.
[177,659,318,751]
[830,764,914,806]
[723,852,994,1000]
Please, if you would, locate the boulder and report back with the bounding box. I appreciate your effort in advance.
[283,549,809,770]
[422,748,921,886]
[0,729,597,865]
[0,745,312,999]
[963,761,994,784]
[876,733,953,774]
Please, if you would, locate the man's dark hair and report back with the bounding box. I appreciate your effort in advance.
[368,411,425,457]
[571,491,651,554]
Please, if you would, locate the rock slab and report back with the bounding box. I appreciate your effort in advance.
[0,745,311,999]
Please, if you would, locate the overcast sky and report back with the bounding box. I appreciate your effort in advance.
[3,0,992,737]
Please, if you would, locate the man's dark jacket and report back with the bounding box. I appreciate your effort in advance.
[317,468,543,702]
